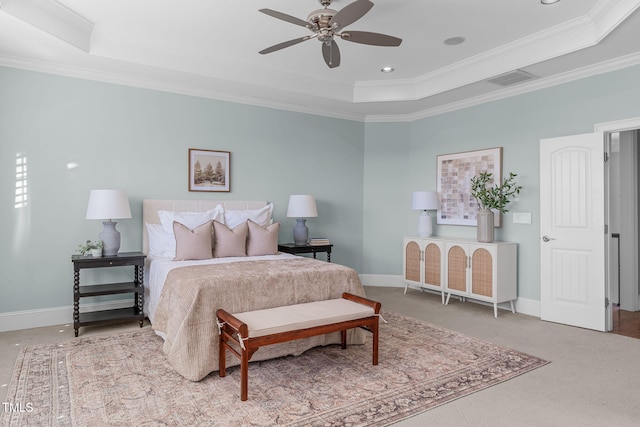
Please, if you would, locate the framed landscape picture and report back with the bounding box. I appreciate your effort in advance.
[188,149,230,192]
[436,147,502,226]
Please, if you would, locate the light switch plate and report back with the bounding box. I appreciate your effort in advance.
[512,212,532,224]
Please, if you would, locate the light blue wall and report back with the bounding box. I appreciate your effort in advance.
[0,67,364,313]
[2,62,640,315]
[362,122,411,274]
[362,64,640,300]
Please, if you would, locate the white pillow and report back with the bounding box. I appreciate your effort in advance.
[146,223,175,258]
[224,203,273,229]
[158,206,225,235]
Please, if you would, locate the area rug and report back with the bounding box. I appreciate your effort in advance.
[2,311,547,426]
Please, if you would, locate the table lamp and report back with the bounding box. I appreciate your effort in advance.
[412,191,439,237]
[86,189,132,256]
[286,195,318,245]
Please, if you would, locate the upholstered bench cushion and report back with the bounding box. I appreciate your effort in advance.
[233,298,376,338]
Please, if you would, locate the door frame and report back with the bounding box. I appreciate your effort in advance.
[595,117,640,330]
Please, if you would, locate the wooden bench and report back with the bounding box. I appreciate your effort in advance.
[216,292,382,401]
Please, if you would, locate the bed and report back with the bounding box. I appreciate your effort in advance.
[143,199,366,381]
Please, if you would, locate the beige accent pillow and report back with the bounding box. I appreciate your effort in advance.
[246,220,280,256]
[213,220,248,258]
[173,220,213,261]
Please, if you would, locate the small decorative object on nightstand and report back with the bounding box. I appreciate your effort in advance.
[278,242,333,262]
[71,251,146,337]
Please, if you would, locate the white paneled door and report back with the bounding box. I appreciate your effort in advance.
[540,132,606,331]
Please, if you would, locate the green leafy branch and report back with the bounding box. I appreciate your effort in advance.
[470,172,522,214]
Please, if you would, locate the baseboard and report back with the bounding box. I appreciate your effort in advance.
[359,274,405,288]
[0,299,133,332]
[360,274,541,318]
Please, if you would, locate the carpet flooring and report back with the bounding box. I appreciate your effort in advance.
[1,310,547,426]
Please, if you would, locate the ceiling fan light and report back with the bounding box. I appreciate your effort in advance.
[381,66,394,73]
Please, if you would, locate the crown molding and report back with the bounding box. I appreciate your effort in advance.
[0,55,366,122]
[354,0,640,104]
[3,50,640,125]
[364,52,640,123]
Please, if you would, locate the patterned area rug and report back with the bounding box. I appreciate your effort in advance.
[2,311,547,426]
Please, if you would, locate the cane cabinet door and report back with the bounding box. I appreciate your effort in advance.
[402,237,445,300]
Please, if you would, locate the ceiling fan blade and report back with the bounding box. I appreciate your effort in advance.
[330,0,373,29]
[259,36,313,55]
[259,8,312,29]
[322,40,341,68]
[341,30,402,46]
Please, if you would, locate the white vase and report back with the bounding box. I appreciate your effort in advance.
[477,210,495,243]
[90,248,103,257]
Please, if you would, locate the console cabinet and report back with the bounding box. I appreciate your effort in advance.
[403,237,517,317]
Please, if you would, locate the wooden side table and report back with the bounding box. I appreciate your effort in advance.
[278,243,333,262]
[71,251,146,336]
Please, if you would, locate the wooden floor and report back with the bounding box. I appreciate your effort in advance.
[611,306,640,339]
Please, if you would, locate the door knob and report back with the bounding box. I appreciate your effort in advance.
[542,235,556,242]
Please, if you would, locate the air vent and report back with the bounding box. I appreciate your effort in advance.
[486,70,537,87]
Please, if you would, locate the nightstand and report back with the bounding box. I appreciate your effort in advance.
[71,251,146,337]
[278,243,333,262]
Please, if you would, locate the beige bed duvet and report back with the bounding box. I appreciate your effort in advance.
[152,257,366,381]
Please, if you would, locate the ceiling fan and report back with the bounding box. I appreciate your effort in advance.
[258,0,402,69]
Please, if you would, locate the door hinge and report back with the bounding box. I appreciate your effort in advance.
[605,297,610,308]
[604,152,609,163]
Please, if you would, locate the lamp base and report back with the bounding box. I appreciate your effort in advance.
[99,221,121,256]
[293,218,309,246]
[417,211,433,238]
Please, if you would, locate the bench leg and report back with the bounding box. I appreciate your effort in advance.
[241,346,249,401]
[341,329,347,349]
[219,334,227,378]
[372,318,379,366]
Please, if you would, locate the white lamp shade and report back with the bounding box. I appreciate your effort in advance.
[287,195,318,218]
[412,191,439,211]
[86,189,132,220]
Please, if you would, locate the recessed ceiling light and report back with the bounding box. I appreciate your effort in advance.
[541,0,560,4]
[381,66,394,73]
[444,36,465,46]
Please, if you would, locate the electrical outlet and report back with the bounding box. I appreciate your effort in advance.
[512,212,531,224]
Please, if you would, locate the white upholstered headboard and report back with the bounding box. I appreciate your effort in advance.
[142,199,268,255]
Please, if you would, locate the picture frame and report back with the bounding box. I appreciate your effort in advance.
[436,147,502,227]
[188,149,230,192]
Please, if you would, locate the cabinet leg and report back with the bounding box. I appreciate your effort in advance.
[509,300,516,314]
[494,303,498,318]
[403,284,408,295]
[441,292,445,304]
[445,293,451,305]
